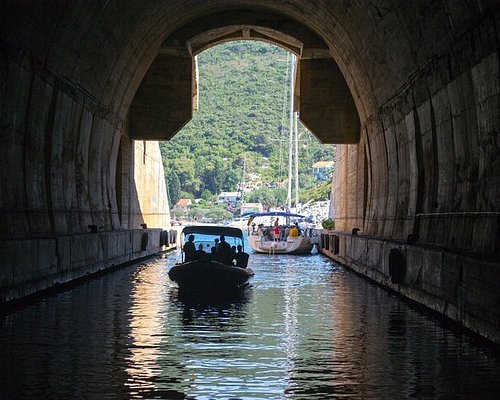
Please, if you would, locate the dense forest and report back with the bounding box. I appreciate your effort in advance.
[159,41,335,208]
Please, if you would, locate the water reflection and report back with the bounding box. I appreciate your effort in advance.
[125,261,170,397]
[0,250,499,399]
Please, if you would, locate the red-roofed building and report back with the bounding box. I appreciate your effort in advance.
[174,198,192,211]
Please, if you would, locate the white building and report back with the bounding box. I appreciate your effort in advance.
[240,202,263,214]
[312,161,334,181]
[217,191,242,205]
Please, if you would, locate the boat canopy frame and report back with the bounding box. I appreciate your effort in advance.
[243,211,308,226]
[181,225,244,240]
[241,211,307,219]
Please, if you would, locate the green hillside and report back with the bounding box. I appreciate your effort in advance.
[159,41,335,206]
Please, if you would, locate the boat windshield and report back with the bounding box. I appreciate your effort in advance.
[181,225,244,252]
[184,234,243,254]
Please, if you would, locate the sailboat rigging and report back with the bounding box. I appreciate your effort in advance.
[245,52,317,254]
[285,54,301,211]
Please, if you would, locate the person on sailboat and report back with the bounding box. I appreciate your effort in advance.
[256,224,264,236]
[273,218,280,241]
[289,224,299,238]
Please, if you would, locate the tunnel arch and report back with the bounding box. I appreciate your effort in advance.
[1,0,499,343]
[127,8,362,145]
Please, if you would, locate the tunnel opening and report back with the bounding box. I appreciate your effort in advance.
[126,10,362,226]
[2,1,498,344]
[128,11,361,145]
[159,39,338,221]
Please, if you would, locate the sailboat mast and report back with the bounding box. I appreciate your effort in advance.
[286,54,297,210]
[240,157,246,214]
[294,111,299,208]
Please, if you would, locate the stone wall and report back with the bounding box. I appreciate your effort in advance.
[331,11,500,256]
[0,40,171,302]
[133,141,170,229]
[0,229,165,303]
[328,5,500,343]
[318,231,500,344]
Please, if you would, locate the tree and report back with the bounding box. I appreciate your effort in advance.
[206,207,232,222]
[175,156,200,194]
[201,189,214,202]
[167,170,181,207]
[246,187,287,210]
[159,40,336,201]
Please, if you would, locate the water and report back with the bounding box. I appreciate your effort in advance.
[1,249,499,399]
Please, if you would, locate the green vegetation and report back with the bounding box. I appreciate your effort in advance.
[244,187,288,211]
[300,181,332,203]
[173,201,232,223]
[321,218,335,230]
[161,41,335,208]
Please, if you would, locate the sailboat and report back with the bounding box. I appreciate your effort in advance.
[247,54,316,255]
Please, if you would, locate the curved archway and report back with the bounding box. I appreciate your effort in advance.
[1,1,499,343]
[128,9,361,144]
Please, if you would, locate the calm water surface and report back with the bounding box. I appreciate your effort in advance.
[1,249,499,399]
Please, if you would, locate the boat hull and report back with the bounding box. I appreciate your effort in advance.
[248,235,314,254]
[168,260,254,291]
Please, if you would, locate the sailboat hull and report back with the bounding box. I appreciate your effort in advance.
[248,234,314,254]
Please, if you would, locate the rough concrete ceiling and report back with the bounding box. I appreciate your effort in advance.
[130,6,361,142]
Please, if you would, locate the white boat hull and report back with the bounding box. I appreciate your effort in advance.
[248,235,314,254]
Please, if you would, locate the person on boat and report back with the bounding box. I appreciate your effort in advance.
[280,225,286,241]
[285,225,290,239]
[234,245,249,268]
[209,246,217,261]
[195,243,206,260]
[257,224,264,236]
[262,225,270,239]
[214,238,220,251]
[183,234,196,261]
[217,235,232,264]
[289,224,299,238]
[273,218,280,241]
[295,222,302,236]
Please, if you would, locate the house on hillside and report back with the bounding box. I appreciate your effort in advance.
[174,198,192,212]
[312,161,334,181]
[216,191,242,206]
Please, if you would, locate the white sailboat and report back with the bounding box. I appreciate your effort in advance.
[247,54,316,255]
[246,211,315,254]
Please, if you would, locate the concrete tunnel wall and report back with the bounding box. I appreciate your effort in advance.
[324,1,500,343]
[0,1,172,302]
[0,1,499,342]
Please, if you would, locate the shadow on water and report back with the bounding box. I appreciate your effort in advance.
[170,285,253,313]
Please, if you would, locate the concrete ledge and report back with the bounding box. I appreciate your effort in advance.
[0,229,177,303]
[317,230,500,345]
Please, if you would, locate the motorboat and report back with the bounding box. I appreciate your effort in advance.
[168,225,254,292]
[246,211,317,255]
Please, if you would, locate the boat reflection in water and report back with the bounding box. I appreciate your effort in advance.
[172,283,254,310]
